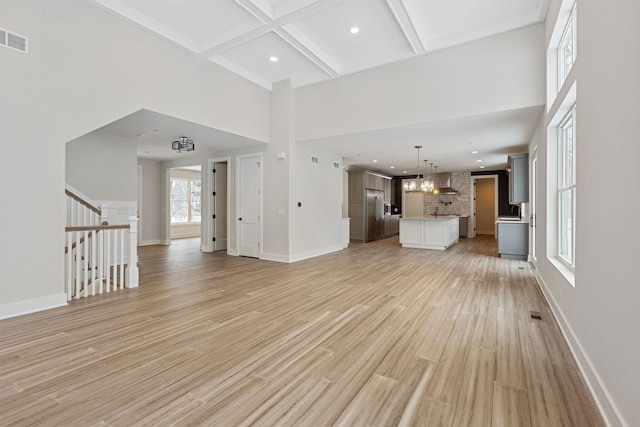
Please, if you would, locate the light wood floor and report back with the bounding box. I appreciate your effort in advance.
[0,236,604,426]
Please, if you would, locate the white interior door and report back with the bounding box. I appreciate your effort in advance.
[213,162,228,251]
[237,154,261,258]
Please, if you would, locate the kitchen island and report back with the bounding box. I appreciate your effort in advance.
[399,216,460,250]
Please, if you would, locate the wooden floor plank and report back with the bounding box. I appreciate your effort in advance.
[0,236,605,426]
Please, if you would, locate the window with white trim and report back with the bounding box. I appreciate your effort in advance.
[558,3,577,89]
[558,106,576,266]
[170,179,201,224]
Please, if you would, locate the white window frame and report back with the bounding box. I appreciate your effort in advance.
[170,178,202,224]
[557,3,577,90]
[557,105,576,268]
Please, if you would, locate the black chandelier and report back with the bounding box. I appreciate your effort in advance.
[172,136,195,153]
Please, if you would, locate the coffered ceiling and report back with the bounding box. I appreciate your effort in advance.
[88,0,547,172]
[89,0,547,90]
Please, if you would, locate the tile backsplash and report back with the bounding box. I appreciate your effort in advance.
[423,171,472,216]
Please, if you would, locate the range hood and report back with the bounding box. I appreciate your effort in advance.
[434,173,460,195]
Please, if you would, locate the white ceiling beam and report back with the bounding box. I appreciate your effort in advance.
[197,24,271,56]
[385,0,425,54]
[274,0,343,25]
[208,55,274,90]
[277,25,340,77]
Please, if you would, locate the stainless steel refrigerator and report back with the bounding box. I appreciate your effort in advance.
[366,189,385,241]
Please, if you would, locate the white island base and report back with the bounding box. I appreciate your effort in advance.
[399,216,460,250]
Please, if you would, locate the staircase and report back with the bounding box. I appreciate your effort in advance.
[64,186,138,300]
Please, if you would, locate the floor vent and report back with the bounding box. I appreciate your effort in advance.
[0,27,29,54]
[530,311,542,320]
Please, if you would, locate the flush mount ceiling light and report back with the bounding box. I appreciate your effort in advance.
[269,56,278,62]
[350,26,360,34]
[172,136,194,153]
[403,146,434,193]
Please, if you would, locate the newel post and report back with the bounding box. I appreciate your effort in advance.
[127,216,139,288]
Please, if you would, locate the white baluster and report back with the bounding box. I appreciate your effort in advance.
[98,230,104,294]
[105,230,111,292]
[75,232,81,299]
[127,217,139,288]
[119,229,125,289]
[90,230,97,296]
[83,230,89,298]
[66,232,73,300]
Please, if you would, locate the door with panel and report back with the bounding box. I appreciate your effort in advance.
[237,154,261,258]
[212,162,228,251]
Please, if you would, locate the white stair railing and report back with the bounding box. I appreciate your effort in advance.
[65,189,138,300]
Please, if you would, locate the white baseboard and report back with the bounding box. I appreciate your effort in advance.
[261,244,344,264]
[139,239,163,246]
[260,252,290,263]
[533,268,625,427]
[0,293,67,320]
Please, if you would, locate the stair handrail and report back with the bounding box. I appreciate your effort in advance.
[65,188,101,216]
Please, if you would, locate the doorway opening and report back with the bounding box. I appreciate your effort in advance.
[169,165,202,241]
[207,157,230,253]
[472,175,498,237]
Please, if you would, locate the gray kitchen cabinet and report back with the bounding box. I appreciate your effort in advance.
[384,179,391,203]
[497,222,528,260]
[508,153,529,203]
[384,215,400,237]
[348,170,392,242]
[459,216,470,237]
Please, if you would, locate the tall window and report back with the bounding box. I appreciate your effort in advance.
[558,106,576,266]
[558,3,576,88]
[170,179,201,224]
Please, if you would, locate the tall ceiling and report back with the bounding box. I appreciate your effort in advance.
[88,0,547,173]
[90,0,547,90]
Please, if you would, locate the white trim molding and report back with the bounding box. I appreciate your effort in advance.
[0,293,67,320]
[261,244,344,264]
[533,268,626,427]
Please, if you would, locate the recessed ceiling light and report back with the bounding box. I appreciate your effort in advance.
[476,159,483,162]
[402,171,407,174]
[372,160,378,163]
[390,166,395,169]
[269,56,278,62]
[350,27,360,34]
[471,150,479,154]
[479,165,486,169]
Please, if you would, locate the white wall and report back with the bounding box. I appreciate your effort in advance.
[0,0,269,315]
[532,0,640,425]
[295,24,545,141]
[289,143,343,259]
[262,80,294,260]
[137,158,162,245]
[66,131,138,201]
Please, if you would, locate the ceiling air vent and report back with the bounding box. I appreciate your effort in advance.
[0,27,29,54]
[310,156,319,165]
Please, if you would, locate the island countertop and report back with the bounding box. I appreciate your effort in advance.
[402,216,460,221]
[399,216,459,250]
